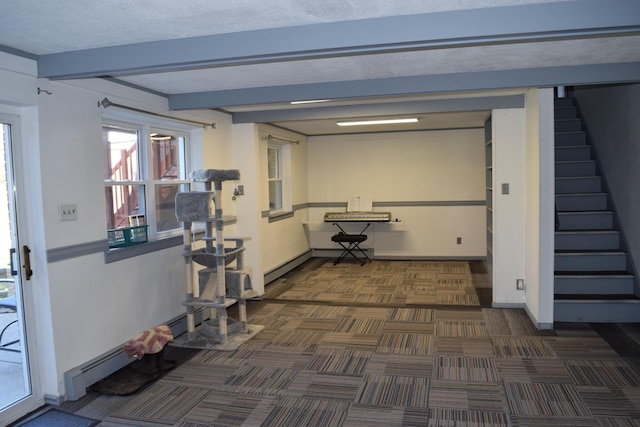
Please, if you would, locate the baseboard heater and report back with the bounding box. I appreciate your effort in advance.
[62,252,312,402]
[264,250,312,284]
[63,308,208,401]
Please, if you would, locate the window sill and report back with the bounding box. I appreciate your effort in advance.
[268,210,294,223]
[104,235,183,263]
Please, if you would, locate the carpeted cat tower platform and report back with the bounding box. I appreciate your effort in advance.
[172,169,263,351]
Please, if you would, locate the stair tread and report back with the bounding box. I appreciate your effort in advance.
[557,211,613,215]
[555,294,640,302]
[556,229,616,232]
[555,250,626,254]
[555,230,620,234]
[556,209,613,216]
[555,271,632,276]
[556,192,607,196]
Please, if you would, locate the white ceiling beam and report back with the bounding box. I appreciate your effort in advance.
[38,0,640,80]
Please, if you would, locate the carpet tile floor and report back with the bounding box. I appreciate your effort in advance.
[38,259,640,426]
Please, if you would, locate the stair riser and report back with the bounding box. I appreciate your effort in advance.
[556,212,613,230]
[556,194,608,211]
[555,178,601,194]
[556,162,596,177]
[555,132,587,146]
[555,146,591,161]
[555,301,640,322]
[555,107,578,120]
[555,119,582,132]
[554,98,575,108]
[555,233,620,251]
[555,253,627,272]
[555,276,634,295]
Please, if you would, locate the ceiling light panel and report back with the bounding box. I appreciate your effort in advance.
[336,118,419,126]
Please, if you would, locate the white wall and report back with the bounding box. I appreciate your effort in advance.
[524,88,555,328]
[491,109,526,306]
[39,81,228,397]
[0,54,232,399]
[232,124,310,286]
[231,123,264,293]
[257,126,310,273]
[307,129,486,257]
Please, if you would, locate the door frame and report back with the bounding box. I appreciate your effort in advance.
[0,111,44,425]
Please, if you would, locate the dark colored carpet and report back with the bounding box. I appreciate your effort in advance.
[12,408,98,427]
[89,346,198,396]
[592,323,640,358]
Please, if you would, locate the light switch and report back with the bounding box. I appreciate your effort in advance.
[501,183,509,195]
[59,204,78,221]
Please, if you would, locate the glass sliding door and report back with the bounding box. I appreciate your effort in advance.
[0,114,42,425]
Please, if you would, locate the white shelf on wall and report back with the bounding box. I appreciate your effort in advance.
[485,118,493,275]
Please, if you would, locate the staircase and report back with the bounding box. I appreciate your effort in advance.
[554,97,640,322]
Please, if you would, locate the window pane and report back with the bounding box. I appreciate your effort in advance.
[105,185,144,229]
[268,147,280,179]
[155,183,186,232]
[269,180,282,210]
[151,134,182,180]
[104,126,139,181]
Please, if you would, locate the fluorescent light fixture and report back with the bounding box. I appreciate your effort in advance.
[336,118,419,126]
[290,99,331,105]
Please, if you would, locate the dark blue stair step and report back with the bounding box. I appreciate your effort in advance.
[555,145,591,161]
[555,119,582,132]
[555,230,620,251]
[554,106,578,119]
[556,193,608,211]
[555,131,586,146]
[554,273,634,295]
[554,97,575,108]
[555,160,596,177]
[554,298,640,322]
[556,211,614,231]
[555,176,601,194]
[555,251,627,272]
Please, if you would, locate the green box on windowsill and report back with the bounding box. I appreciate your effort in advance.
[107,225,148,248]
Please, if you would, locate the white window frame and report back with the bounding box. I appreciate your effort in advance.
[103,118,191,242]
[267,141,292,215]
[148,126,191,239]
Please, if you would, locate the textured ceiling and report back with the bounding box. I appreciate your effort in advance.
[0,0,564,55]
[1,0,639,135]
[120,36,640,95]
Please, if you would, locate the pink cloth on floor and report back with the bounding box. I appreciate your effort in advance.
[124,324,174,358]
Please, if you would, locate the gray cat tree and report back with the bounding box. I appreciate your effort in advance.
[173,169,262,350]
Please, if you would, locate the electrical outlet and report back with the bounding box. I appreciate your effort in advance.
[456,237,462,245]
[516,279,524,290]
[59,204,78,221]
